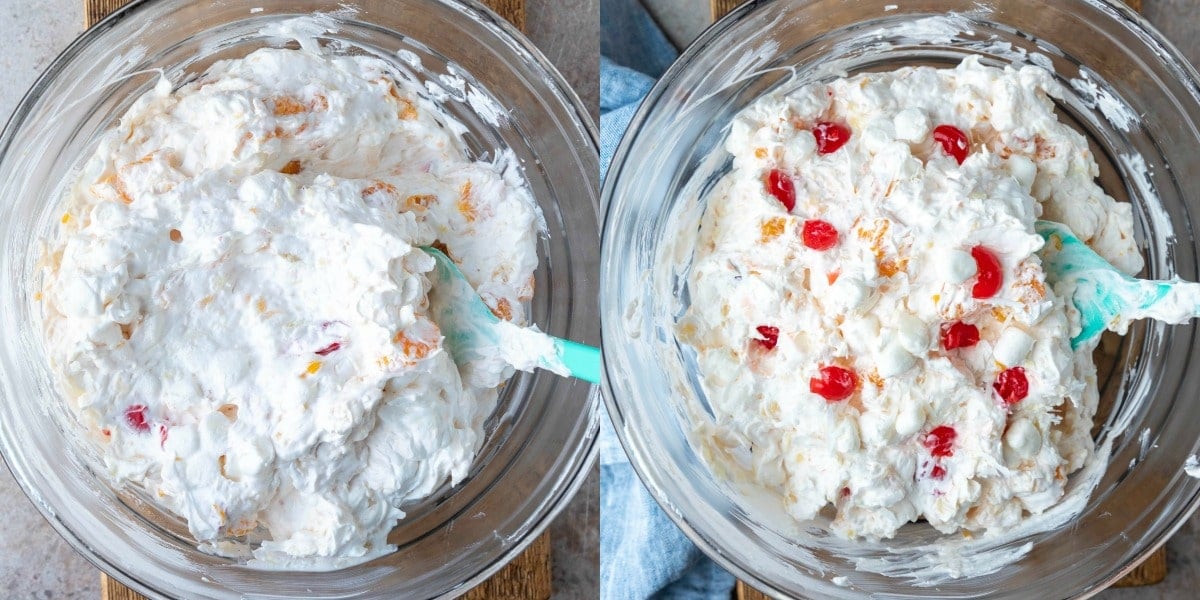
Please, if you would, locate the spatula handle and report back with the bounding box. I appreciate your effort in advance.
[554,338,602,384]
[1128,278,1200,325]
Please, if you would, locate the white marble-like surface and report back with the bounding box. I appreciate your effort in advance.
[1,4,101,595]
[0,0,597,598]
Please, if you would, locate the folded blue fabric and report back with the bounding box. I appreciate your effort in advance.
[600,0,679,80]
[599,58,656,181]
[599,2,736,599]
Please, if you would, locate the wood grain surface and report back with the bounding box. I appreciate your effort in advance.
[705,0,1167,597]
[735,550,1167,600]
[83,0,127,26]
[85,1,549,598]
[710,0,1143,21]
[709,0,742,22]
[483,0,526,31]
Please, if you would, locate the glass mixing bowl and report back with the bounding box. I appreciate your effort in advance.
[601,0,1200,597]
[0,1,598,598]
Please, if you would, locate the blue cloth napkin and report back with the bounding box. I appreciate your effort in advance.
[599,2,736,599]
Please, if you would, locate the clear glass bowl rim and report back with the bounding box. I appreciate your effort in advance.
[0,0,600,598]
[600,0,1200,597]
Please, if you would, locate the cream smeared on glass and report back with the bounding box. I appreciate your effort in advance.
[40,47,541,570]
[679,57,1141,540]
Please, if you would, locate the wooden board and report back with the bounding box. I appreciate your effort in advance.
[85,1,549,598]
[709,0,742,22]
[705,0,1167,597]
[710,0,1142,21]
[99,534,550,599]
[735,554,1165,600]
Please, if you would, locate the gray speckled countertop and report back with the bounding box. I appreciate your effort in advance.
[0,0,597,598]
[9,0,1200,598]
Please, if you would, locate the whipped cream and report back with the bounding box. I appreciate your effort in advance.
[39,47,542,569]
[679,57,1142,540]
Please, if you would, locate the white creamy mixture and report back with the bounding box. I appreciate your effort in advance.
[39,48,542,569]
[679,57,1142,540]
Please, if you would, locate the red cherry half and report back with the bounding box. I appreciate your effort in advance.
[124,404,150,433]
[765,169,796,212]
[813,122,852,155]
[970,246,1003,299]
[802,219,838,251]
[810,365,857,402]
[994,367,1029,405]
[933,124,970,164]
[940,322,980,350]
[924,425,957,458]
[754,325,780,351]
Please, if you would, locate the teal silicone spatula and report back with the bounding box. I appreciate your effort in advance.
[1035,220,1200,349]
[422,246,601,384]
